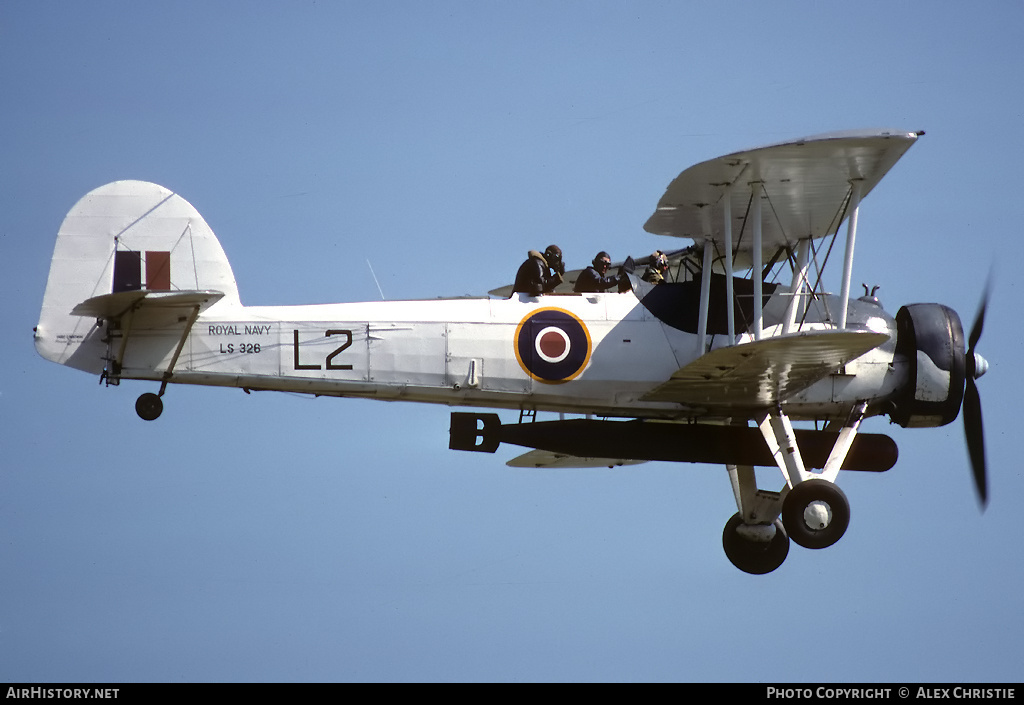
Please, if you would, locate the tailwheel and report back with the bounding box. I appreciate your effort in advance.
[722,513,789,575]
[782,478,850,549]
[135,392,163,421]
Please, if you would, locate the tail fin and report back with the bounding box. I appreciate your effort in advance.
[35,180,240,372]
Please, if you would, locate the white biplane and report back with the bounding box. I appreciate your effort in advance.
[35,128,989,574]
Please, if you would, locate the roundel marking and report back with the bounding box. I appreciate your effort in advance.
[514,308,592,383]
[535,326,570,363]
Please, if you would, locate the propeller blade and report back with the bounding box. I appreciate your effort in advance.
[963,375,987,508]
[963,278,990,508]
[968,299,986,354]
[967,280,991,354]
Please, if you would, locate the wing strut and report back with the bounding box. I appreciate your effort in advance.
[751,181,764,339]
[698,181,740,356]
[837,180,863,328]
[783,238,811,333]
[696,240,714,357]
[722,185,736,341]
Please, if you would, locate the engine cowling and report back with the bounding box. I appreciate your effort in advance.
[890,303,966,428]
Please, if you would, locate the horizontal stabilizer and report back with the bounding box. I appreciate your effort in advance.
[71,290,225,320]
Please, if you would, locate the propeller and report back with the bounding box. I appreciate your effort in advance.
[963,284,991,508]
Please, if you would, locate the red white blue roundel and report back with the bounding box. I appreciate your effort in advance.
[514,308,592,383]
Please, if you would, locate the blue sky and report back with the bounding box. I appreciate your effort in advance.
[2,1,1022,683]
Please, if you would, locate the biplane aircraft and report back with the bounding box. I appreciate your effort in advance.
[35,128,989,574]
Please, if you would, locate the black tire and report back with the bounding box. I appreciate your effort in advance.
[135,392,163,421]
[722,513,789,575]
[782,479,850,549]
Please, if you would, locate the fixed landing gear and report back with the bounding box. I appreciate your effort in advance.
[781,478,850,549]
[719,406,863,573]
[720,478,852,573]
[722,514,790,575]
[135,392,163,421]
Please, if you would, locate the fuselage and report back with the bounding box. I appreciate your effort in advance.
[47,282,906,421]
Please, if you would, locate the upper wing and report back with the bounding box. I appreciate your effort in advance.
[488,130,917,296]
[641,329,889,411]
[643,129,919,251]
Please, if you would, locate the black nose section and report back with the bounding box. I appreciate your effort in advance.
[890,303,965,429]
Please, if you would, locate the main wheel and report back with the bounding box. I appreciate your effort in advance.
[722,513,789,575]
[135,392,163,421]
[782,478,850,549]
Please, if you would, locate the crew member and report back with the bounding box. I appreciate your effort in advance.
[642,251,670,284]
[573,251,622,293]
[512,245,565,296]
